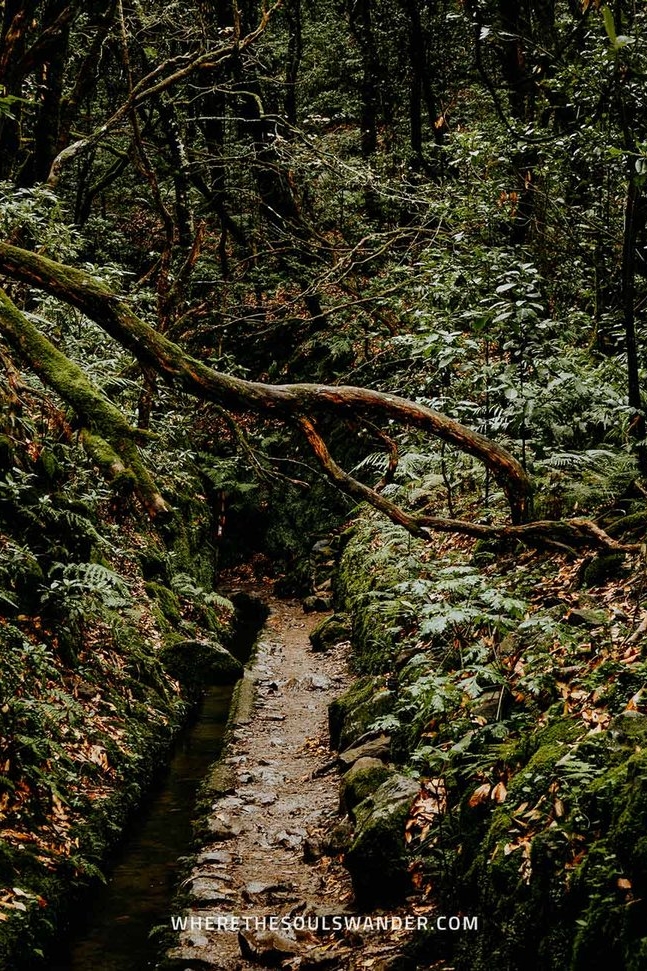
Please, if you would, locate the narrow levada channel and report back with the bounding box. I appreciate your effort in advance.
[48,594,266,971]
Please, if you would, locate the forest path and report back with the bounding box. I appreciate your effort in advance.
[165,597,410,970]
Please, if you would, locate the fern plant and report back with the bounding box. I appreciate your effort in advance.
[169,571,233,613]
[40,561,132,625]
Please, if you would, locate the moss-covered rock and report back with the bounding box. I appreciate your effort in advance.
[145,581,182,625]
[302,594,332,612]
[340,756,395,815]
[139,546,168,581]
[605,510,647,540]
[328,676,394,750]
[309,612,351,652]
[345,774,419,907]
[582,553,628,588]
[159,638,243,692]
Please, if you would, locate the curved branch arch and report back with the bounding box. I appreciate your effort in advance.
[0,242,631,551]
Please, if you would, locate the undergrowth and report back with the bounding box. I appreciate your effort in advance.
[336,507,647,971]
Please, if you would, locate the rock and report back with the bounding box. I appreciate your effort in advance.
[301,948,343,969]
[303,836,327,862]
[394,645,422,671]
[238,929,301,964]
[322,820,354,856]
[304,673,332,690]
[309,614,352,652]
[160,638,243,689]
[196,849,233,865]
[249,790,278,805]
[204,816,242,841]
[565,607,609,627]
[216,795,244,810]
[582,553,628,587]
[339,757,395,815]
[251,766,286,786]
[312,539,335,557]
[243,881,294,900]
[275,828,306,849]
[329,677,395,750]
[472,687,504,722]
[303,595,332,613]
[338,734,391,769]
[188,878,236,906]
[344,774,419,908]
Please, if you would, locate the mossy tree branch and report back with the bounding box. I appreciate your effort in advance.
[297,418,635,552]
[0,242,532,523]
[0,287,168,515]
[0,241,631,549]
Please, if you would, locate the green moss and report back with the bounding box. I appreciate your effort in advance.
[310,613,351,652]
[328,675,384,749]
[138,547,167,581]
[345,774,419,907]
[340,757,394,814]
[145,581,182,625]
[605,510,647,539]
[159,638,242,694]
[582,553,628,587]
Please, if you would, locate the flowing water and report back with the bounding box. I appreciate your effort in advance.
[48,683,233,971]
[48,592,266,971]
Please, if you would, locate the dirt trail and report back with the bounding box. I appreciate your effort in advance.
[166,598,367,969]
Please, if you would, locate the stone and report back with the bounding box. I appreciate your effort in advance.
[329,678,395,750]
[472,687,504,722]
[304,673,332,690]
[159,638,243,688]
[204,816,242,841]
[238,929,300,964]
[338,734,391,769]
[275,828,306,849]
[309,614,352,653]
[251,766,286,785]
[339,757,395,815]
[565,607,609,627]
[582,553,628,587]
[344,774,420,908]
[322,820,354,856]
[249,790,278,805]
[303,595,333,613]
[302,836,327,862]
[243,881,294,900]
[195,849,233,865]
[188,878,236,906]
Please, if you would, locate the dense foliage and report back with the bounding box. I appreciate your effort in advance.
[1,0,647,966]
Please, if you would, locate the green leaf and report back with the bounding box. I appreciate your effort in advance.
[602,6,617,46]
